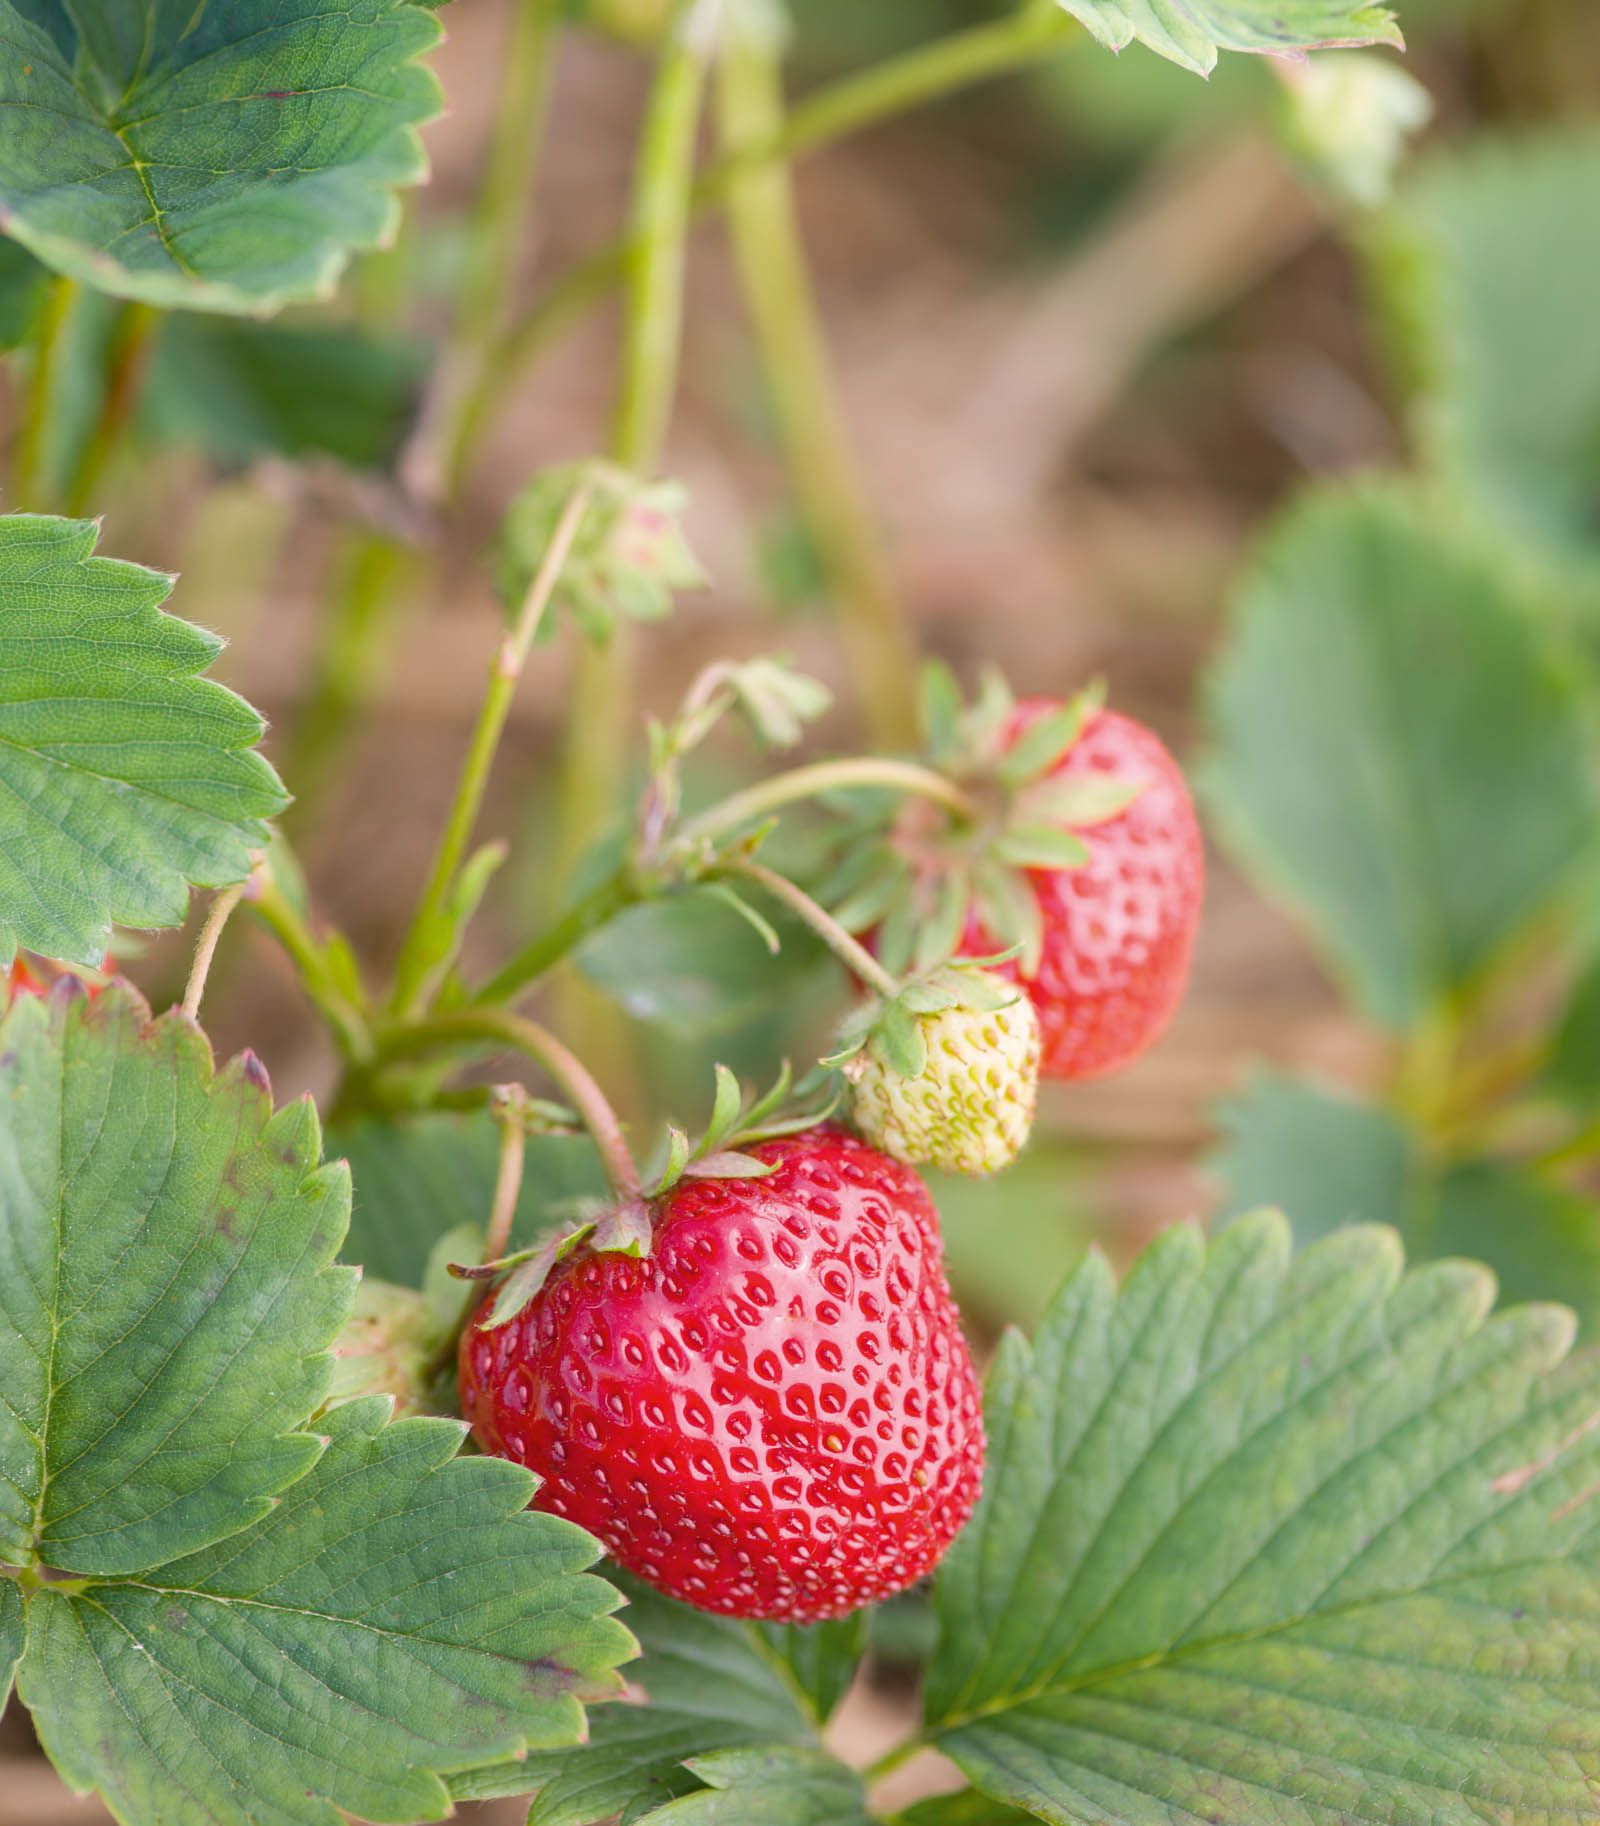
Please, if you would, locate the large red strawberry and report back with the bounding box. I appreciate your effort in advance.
[967,702,1204,1081]
[459,1125,984,1623]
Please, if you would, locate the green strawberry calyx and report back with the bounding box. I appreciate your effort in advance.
[815,665,1147,979]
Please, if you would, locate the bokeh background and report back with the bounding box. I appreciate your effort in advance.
[3,0,1597,1816]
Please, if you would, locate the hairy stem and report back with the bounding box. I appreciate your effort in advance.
[65,301,159,516]
[551,0,712,1090]
[435,0,565,501]
[861,1733,925,1787]
[721,855,900,998]
[12,275,75,512]
[181,880,249,1020]
[374,1006,641,1199]
[249,875,374,1062]
[483,1086,532,1264]
[473,865,643,1005]
[678,755,977,847]
[390,475,595,1014]
[716,20,918,747]
[491,7,1080,388]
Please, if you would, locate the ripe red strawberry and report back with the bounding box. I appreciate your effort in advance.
[966,703,1203,1081]
[458,1125,984,1623]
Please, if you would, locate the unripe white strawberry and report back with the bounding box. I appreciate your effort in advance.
[837,967,1041,1176]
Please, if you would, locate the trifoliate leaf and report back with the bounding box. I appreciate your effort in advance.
[1204,486,1598,1028]
[452,1576,820,1824]
[650,1748,874,1824]
[927,1213,1600,1824]
[20,1398,633,1826]
[0,983,352,1577]
[0,1,442,313]
[0,514,288,968]
[1057,0,1402,76]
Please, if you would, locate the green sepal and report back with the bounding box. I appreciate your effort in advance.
[876,1000,930,1078]
[683,1150,780,1180]
[993,678,1104,788]
[992,825,1092,870]
[1017,774,1144,829]
[973,862,1045,977]
[913,868,972,974]
[480,1221,599,1328]
[920,658,965,764]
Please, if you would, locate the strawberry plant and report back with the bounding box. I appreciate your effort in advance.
[4,2,1600,1824]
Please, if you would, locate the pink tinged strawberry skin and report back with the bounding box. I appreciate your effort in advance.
[970,704,1204,1082]
[458,1126,985,1624]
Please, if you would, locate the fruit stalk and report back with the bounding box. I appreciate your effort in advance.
[389,474,595,1014]
[482,1085,532,1264]
[12,274,75,512]
[719,854,900,999]
[181,879,250,1021]
[715,15,919,747]
[373,1005,641,1199]
[65,301,160,516]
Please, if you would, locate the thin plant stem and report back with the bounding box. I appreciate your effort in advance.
[483,1086,532,1263]
[435,0,565,501]
[551,0,713,1093]
[716,19,918,746]
[679,755,978,847]
[721,854,900,998]
[485,7,1080,394]
[66,301,160,515]
[182,880,249,1020]
[473,865,642,1005]
[473,756,975,1008]
[389,474,595,1014]
[249,875,374,1062]
[862,1733,925,1787]
[12,274,75,512]
[374,1006,641,1198]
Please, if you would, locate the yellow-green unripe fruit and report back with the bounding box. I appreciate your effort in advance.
[845,974,1041,1176]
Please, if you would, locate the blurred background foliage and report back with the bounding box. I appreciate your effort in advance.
[3,0,1600,1813]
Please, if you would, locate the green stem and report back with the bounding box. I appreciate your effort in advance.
[12,274,75,512]
[492,7,1080,387]
[390,475,595,1015]
[373,1006,641,1198]
[678,755,977,848]
[283,533,419,837]
[716,19,918,748]
[182,879,249,1021]
[249,876,374,1062]
[550,0,712,1093]
[862,1734,925,1787]
[483,1085,532,1263]
[473,865,642,1005]
[437,0,565,500]
[720,855,900,997]
[65,301,159,515]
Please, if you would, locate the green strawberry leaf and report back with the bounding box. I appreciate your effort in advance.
[0,514,288,968]
[927,1212,1600,1823]
[753,1613,868,1727]
[329,1113,607,1288]
[451,1576,821,1824]
[144,315,431,472]
[1203,486,1598,1029]
[1057,0,1402,75]
[0,1,441,313]
[0,236,49,350]
[901,1796,1039,1826]
[1370,131,1600,571]
[649,1748,874,1824]
[0,983,351,1577]
[1211,1071,1600,1337]
[1209,1069,1415,1246]
[579,888,831,1036]
[0,1577,20,1713]
[19,1398,633,1826]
